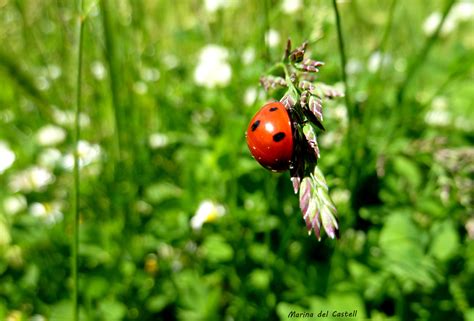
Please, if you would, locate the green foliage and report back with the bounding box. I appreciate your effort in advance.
[0,0,473,320]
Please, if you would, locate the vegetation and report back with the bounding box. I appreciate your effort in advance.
[0,0,472,320]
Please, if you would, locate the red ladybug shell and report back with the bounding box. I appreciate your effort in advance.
[245,101,294,172]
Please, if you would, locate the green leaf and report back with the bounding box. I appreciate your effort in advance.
[392,155,422,190]
[202,235,234,263]
[98,299,127,320]
[144,182,182,204]
[147,295,171,312]
[429,220,460,262]
[248,269,272,290]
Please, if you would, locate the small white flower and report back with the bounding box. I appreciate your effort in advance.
[141,67,160,82]
[332,104,348,126]
[149,133,169,149]
[53,108,90,128]
[432,96,448,110]
[9,166,55,193]
[422,11,456,36]
[242,47,256,65]
[0,220,11,246]
[0,142,15,174]
[38,148,62,168]
[425,96,451,127]
[62,140,102,170]
[162,54,179,69]
[194,44,232,88]
[36,76,50,91]
[29,202,63,225]
[345,58,363,75]
[265,29,281,48]
[47,64,62,80]
[30,315,47,321]
[191,200,226,230]
[3,194,27,215]
[244,87,258,106]
[282,0,302,14]
[451,2,474,22]
[204,0,230,12]
[91,61,106,80]
[367,51,391,73]
[36,125,66,146]
[425,110,451,127]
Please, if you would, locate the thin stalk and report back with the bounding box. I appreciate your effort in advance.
[331,0,358,206]
[374,0,398,78]
[262,0,271,63]
[396,0,456,105]
[73,0,84,320]
[100,0,122,165]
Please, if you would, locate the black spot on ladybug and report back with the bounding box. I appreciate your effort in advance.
[269,107,278,112]
[251,120,260,131]
[273,132,286,142]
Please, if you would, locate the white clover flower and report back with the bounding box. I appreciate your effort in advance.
[38,148,62,169]
[194,44,232,88]
[36,76,50,91]
[91,60,106,80]
[241,47,256,65]
[244,87,258,106]
[9,166,55,193]
[367,51,391,73]
[422,11,456,36]
[29,202,63,225]
[36,124,66,146]
[141,67,160,82]
[191,200,226,230]
[282,0,302,14]
[451,1,474,23]
[0,141,15,174]
[47,64,62,80]
[3,194,27,215]
[149,133,169,149]
[425,110,451,127]
[53,108,90,128]
[345,58,363,75]
[265,29,281,48]
[62,140,102,170]
[425,96,451,127]
[162,54,179,70]
[204,0,232,12]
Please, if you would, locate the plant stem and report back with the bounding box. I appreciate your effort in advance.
[331,0,358,206]
[73,0,84,320]
[396,0,456,105]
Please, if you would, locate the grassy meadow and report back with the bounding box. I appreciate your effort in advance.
[0,0,473,320]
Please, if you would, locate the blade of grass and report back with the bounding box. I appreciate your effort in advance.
[0,50,49,114]
[396,0,456,105]
[331,0,359,209]
[100,0,122,166]
[73,0,85,320]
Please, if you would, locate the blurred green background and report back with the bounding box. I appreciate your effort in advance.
[0,0,473,320]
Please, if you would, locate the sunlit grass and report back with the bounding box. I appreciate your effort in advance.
[0,0,473,320]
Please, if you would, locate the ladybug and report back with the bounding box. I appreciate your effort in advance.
[245,101,294,172]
